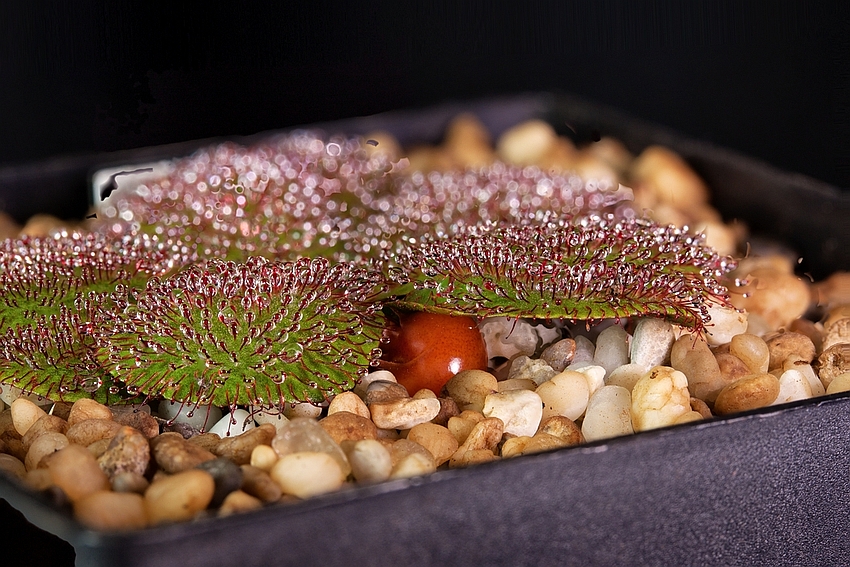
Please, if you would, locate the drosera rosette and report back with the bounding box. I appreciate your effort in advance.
[331,161,637,261]
[0,231,196,403]
[96,256,388,414]
[380,214,737,334]
[89,131,398,261]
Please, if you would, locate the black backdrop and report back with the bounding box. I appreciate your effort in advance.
[2,2,850,190]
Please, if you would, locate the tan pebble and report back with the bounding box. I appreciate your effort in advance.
[0,210,20,238]
[729,334,770,374]
[388,439,434,468]
[538,416,584,445]
[694,220,738,257]
[25,431,69,471]
[444,113,494,168]
[496,119,558,166]
[690,397,713,419]
[764,331,816,371]
[448,448,500,469]
[713,374,780,415]
[497,379,537,392]
[250,444,279,472]
[11,398,47,436]
[822,318,850,352]
[406,423,458,466]
[431,397,460,427]
[145,469,215,525]
[151,434,216,473]
[68,399,113,426]
[343,439,392,483]
[269,452,344,499]
[362,130,402,160]
[74,490,148,531]
[186,432,222,453]
[412,389,438,400]
[730,267,810,330]
[112,408,159,439]
[444,370,498,413]
[715,352,753,385]
[46,444,109,501]
[630,366,691,431]
[606,363,648,392]
[214,423,276,466]
[455,417,503,453]
[671,335,725,403]
[817,343,850,388]
[703,304,749,346]
[111,471,149,494]
[327,392,370,419]
[0,453,26,478]
[319,411,378,445]
[535,370,590,421]
[23,468,54,491]
[21,414,69,453]
[97,426,150,477]
[501,432,567,458]
[446,410,485,445]
[218,490,263,517]
[630,145,709,215]
[369,398,441,430]
[86,437,113,458]
[19,213,67,237]
[240,464,283,503]
[813,272,850,310]
[826,372,850,395]
[364,381,410,405]
[66,419,121,447]
[390,452,436,479]
[788,319,823,352]
[672,411,704,424]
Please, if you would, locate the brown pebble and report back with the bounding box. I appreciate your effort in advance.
[764,331,817,371]
[537,416,584,446]
[240,464,283,503]
[98,426,150,478]
[49,402,73,421]
[713,374,781,415]
[111,471,150,494]
[715,353,753,384]
[46,444,110,501]
[319,412,378,445]
[690,397,713,419]
[66,419,121,447]
[152,433,216,473]
[86,438,113,458]
[431,397,460,427]
[74,490,148,531]
[214,423,276,465]
[186,432,222,453]
[364,382,410,405]
[112,408,160,439]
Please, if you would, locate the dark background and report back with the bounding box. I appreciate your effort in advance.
[1,2,849,189]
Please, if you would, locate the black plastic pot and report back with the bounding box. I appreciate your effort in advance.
[1,92,849,567]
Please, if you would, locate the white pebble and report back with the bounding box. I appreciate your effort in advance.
[207,409,256,438]
[270,452,344,499]
[482,390,543,438]
[479,317,539,361]
[630,318,675,368]
[370,398,441,430]
[784,362,825,397]
[581,386,634,442]
[771,369,813,405]
[592,325,630,378]
[535,370,590,421]
[158,400,223,431]
[251,407,290,431]
[353,370,397,398]
[605,363,649,392]
[703,304,748,346]
[283,402,323,420]
[574,365,606,396]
